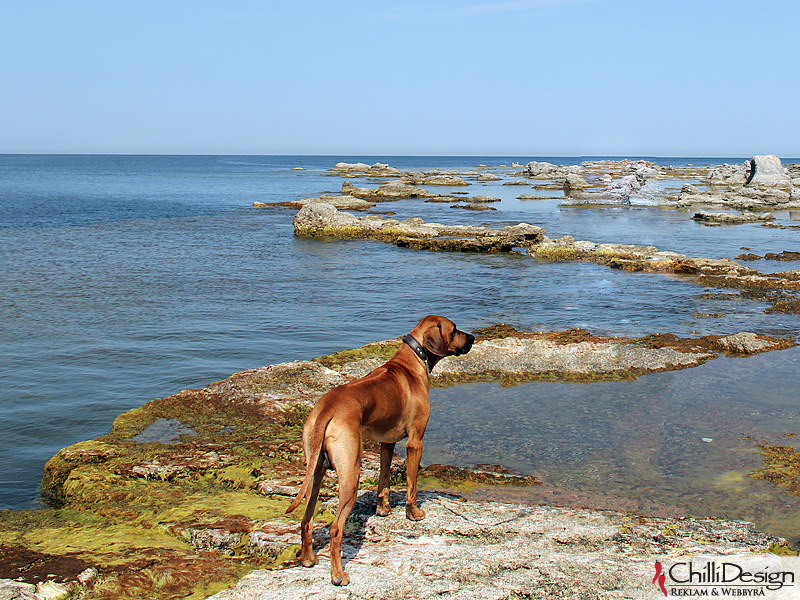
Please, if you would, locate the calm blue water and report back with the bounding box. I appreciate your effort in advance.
[1,154,799,515]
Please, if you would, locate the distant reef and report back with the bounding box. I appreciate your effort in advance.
[254,155,800,210]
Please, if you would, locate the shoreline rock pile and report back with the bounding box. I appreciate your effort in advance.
[678,155,799,210]
[291,202,800,312]
[1,326,794,599]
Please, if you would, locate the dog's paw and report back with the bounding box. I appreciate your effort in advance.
[406,505,426,521]
[300,553,318,567]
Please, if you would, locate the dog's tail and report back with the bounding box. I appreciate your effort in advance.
[285,413,331,514]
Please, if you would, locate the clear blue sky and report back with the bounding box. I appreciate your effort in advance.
[1,0,798,156]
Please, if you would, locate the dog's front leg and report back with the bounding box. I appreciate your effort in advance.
[376,442,396,516]
[404,435,425,521]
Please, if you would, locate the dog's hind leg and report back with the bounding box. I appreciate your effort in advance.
[299,450,326,567]
[376,442,396,516]
[326,431,361,586]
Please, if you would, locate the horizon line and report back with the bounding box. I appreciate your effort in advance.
[2,152,791,160]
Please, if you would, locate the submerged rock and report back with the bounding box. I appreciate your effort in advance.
[450,203,497,211]
[692,210,775,224]
[765,300,800,314]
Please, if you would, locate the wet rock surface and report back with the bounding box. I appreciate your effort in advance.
[525,234,800,311]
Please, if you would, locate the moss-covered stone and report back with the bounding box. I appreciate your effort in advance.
[313,339,401,370]
[395,235,517,253]
[766,300,800,314]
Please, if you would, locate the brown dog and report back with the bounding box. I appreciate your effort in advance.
[286,315,474,585]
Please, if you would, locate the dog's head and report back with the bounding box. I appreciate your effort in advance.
[414,315,475,359]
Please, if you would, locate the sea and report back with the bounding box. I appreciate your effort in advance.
[2,154,800,539]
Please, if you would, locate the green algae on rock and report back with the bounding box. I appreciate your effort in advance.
[292,202,545,252]
[418,463,541,493]
[750,438,800,496]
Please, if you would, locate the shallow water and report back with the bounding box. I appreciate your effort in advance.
[1,155,799,527]
[426,346,800,543]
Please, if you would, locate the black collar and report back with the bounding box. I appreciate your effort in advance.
[403,334,431,373]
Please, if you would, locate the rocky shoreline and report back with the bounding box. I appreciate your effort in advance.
[1,326,796,599]
[3,156,800,600]
[271,155,800,314]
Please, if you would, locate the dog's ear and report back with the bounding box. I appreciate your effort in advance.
[422,323,448,357]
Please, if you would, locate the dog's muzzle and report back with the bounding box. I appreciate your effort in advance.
[453,333,475,356]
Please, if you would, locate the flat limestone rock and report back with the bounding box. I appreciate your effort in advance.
[692,210,775,224]
[433,336,716,382]
[207,491,776,600]
[711,332,794,355]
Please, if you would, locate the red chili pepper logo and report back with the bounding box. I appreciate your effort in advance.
[653,561,668,596]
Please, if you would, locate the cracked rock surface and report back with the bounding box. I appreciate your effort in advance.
[209,490,776,600]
